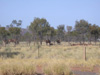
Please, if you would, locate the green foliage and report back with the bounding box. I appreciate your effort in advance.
[0,18,100,44]
[0,20,22,40]
[67,26,72,32]
[9,27,21,35]
[47,27,56,37]
[11,20,22,27]
[57,24,65,40]
[75,19,89,34]
[90,24,99,43]
[74,19,90,43]
[57,25,65,33]
[70,31,78,36]
[29,17,50,36]
[23,32,32,40]
[90,24,99,36]
[29,17,51,44]
[0,27,10,38]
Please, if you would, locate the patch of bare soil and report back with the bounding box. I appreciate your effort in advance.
[36,65,44,75]
[70,66,100,75]
[35,65,100,75]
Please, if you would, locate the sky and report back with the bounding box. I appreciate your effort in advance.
[0,0,100,29]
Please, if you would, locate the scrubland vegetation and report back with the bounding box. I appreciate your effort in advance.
[0,42,100,75]
[0,18,100,75]
[1,0,100,74]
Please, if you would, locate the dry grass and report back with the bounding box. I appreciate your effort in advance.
[0,42,100,75]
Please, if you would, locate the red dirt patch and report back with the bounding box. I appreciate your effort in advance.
[36,65,44,74]
[70,66,100,75]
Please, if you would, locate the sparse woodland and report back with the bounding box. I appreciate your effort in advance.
[0,18,100,75]
[0,18,100,45]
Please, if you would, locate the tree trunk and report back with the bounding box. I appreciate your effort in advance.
[40,40,42,45]
[82,34,85,44]
[40,35,43,45]
[39,32,43,45]
[34,35,36,46]
[89,36,91,44]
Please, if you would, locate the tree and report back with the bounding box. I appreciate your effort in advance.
[70,30,78,42]
[86,24,92,44]
[57,25,65,41]
[9,27,21,39]
[11,20,22,27]
[67,26,72,44]
[8,20,22,40]
[90,24,99,45]
[23,31,32,45]
[0,27,10,40]
[29,17,50,45]
[75,19,89,44]
[17,20,22,27]
[46,27,56,41]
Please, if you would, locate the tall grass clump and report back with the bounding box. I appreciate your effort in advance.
[44,63,72,75]
[0,60,36,75]
[43,59,73,75]
[0,59,73,75]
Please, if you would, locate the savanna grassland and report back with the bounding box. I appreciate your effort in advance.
[0,42,100,75]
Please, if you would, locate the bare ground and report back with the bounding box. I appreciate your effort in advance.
[71,66,100,75]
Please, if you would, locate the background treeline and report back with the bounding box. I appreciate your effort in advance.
[0,17,100,45]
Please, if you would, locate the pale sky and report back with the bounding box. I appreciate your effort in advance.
[0,0,100,29]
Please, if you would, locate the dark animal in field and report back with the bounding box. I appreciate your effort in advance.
[56,39,61,44]
[8,39,19,44]
[3,39,19,46]
[70,43,92,46]
[49,43,53,46]
[46,39,51,45]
